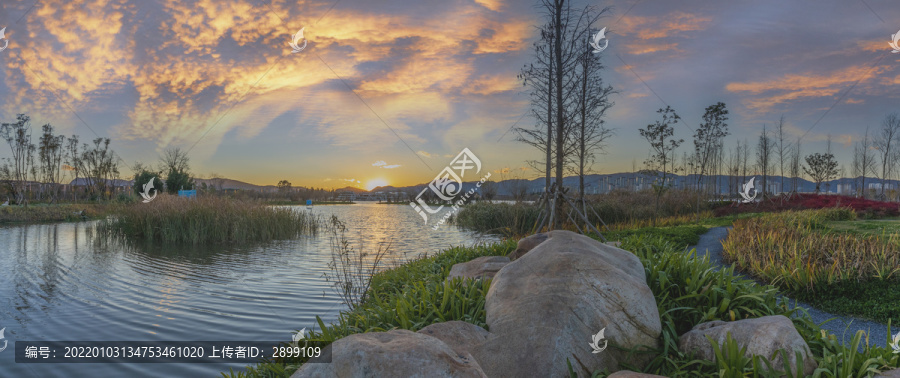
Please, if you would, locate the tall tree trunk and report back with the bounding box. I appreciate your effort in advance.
[553,0,565,229]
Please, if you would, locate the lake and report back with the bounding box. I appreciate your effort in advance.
[0,203,500,378]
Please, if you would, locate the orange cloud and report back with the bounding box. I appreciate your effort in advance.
[2,0,534,161]
[616,11,711,40]
[725,63,892,112]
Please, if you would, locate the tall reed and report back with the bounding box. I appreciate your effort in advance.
[95,194,318,244]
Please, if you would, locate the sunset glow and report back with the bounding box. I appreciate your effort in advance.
[366,178,389,191]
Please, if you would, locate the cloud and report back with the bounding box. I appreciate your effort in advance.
[417,150,433,158]
[373,160,401,168]
[616,11,711,40]
[725,63,892,112]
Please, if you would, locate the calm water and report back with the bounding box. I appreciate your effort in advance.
[0,203,499,378]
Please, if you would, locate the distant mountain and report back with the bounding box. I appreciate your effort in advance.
[194,172,896,197]
[194,177,277,191]
[334,186,368,193]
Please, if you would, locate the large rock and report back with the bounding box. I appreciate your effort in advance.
[290,329,486,378]
[876,368,900,377]
[446,256,510,282]
[474,230,661,377]
[678,315,817,377]
[417,321,492,357]
[508,232,549,260]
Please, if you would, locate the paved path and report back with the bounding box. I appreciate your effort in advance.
[689,227,892,348]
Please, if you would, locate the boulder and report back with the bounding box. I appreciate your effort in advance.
[474,230,661,377]
[607,371,667,378]
[417,321,492,357]
[446,256,510,282]
[678,315,817,377]
[290,329,486,378]
[876,368,900,377]
[508,232,549,260]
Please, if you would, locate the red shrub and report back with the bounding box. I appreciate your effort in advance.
[713,193,900,218]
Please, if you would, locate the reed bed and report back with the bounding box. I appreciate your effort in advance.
[96,194,319,244]
[722,208,900,292]
[450,201,541,235]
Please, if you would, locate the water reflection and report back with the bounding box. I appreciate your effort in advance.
[0,203,499,378]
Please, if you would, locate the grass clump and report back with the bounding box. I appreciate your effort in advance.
[722,208,900,292]
[96,194,319,244]
[451,201,540,235]
[721,208,900,323]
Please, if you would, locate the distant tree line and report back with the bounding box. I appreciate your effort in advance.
[0,114,122,205]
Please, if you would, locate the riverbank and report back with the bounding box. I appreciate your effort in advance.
[225,222,900,377]
[0,203,113,223]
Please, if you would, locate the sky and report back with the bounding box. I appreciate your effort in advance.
[0,0,898,190]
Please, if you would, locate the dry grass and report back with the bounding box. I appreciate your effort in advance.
[722,208,900,292]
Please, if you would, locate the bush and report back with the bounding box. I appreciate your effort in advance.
[715,193,900,219]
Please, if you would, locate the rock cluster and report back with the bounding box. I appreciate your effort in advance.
[293,231,818,377]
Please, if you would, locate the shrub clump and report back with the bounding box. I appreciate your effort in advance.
[716,193,900,218]
[96,194,319,244]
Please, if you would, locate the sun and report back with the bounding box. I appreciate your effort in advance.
[365,178,389,191]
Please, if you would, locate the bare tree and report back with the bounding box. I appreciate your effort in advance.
[774,115,788,194]
[82,138,121,200]
[874,112,900,198]
[38,123,65,203]
[756,125,774,197]
[570,13,615,211]
[518,0,608,228]
[0,114,36,205]
[789,138,802,193]
[640,106,683,216]
[692,102,729,194]
[852,126,875,197]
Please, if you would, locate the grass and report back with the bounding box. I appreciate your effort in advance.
[721,208,900,323]
[95,194,319,244]
[722,208,900,291]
